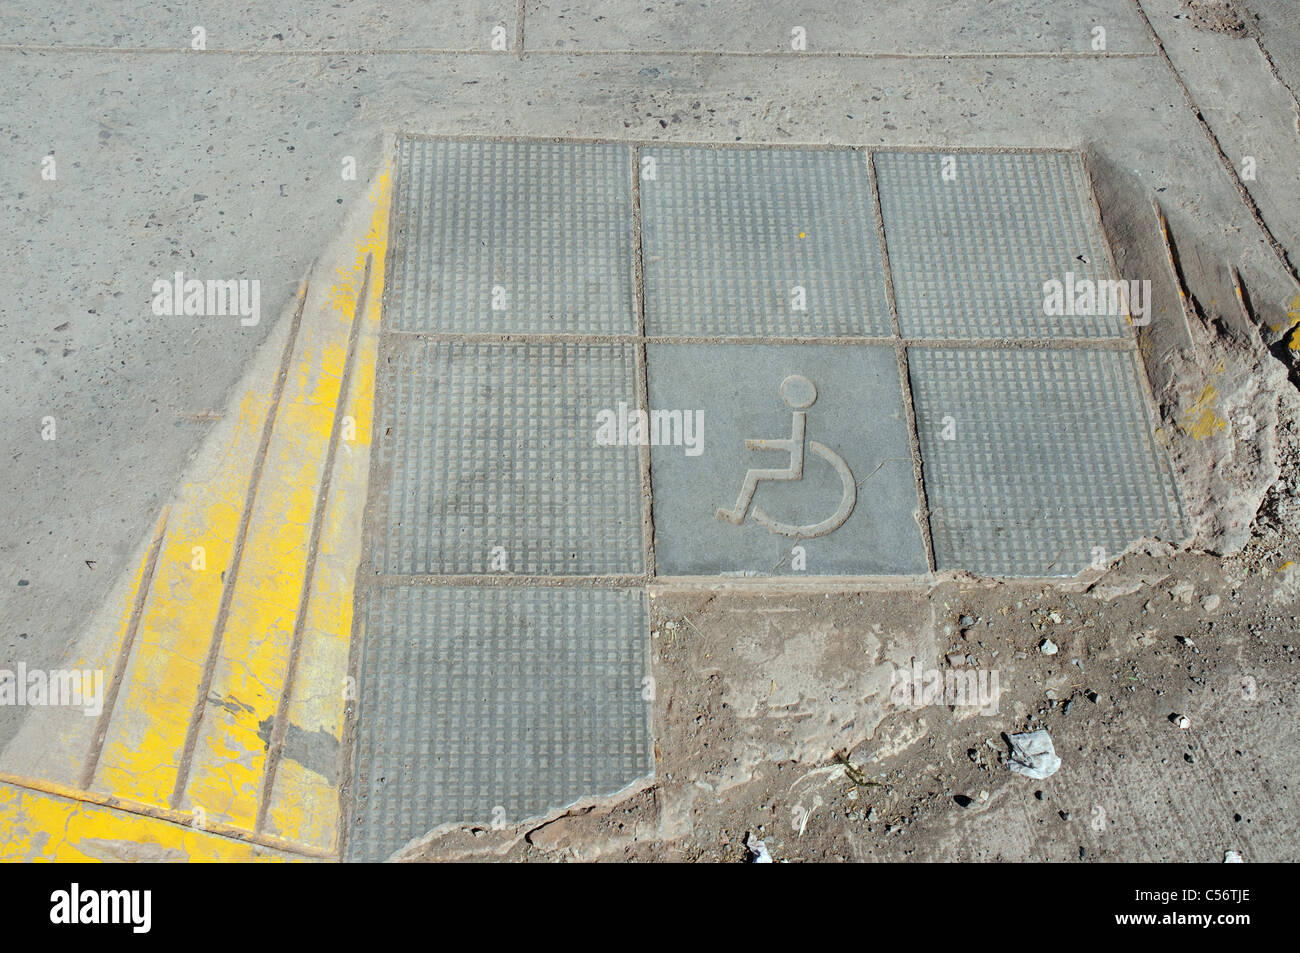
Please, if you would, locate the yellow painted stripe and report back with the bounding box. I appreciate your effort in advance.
[0,511,166,786]
[93,382,282,807]
[183,168,392,832]
[264,169,390,849]
[0,780,305,863]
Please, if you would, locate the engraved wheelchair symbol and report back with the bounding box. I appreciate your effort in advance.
[716,375,856,538]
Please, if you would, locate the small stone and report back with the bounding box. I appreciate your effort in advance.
[1202,594,1221,612]
[1034,790,1044,800]
[1184,752,1196,764]
[1171,713,1190,730]
[866,807,878,822]
[960,615,975,627]
[1040,638,1059,656]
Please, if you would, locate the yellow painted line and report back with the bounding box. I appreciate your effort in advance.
[0,511,167,786]
[183,167,392,833]
[12,163,392,862]
[0,776,311,862]
[264,168,391,850]
[92,380,285,808]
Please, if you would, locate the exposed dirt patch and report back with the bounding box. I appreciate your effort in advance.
[404,535,1298,861]
[1180,0,1251,37]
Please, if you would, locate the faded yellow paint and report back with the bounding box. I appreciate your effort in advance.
[1179,383,1227,441]
[12,164,392,862]
[0,780,302,862]
[94,387,273,808]
[264,196,388,848]
[184,166,392,834]
[182,362,350,827]
[264,166,390,849]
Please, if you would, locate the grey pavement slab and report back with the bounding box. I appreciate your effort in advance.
[371,338,644,576]
[6,19,1298,756]
[875,151,1122,340]
[641,147,891,338]
[0,1,515,49]
[348,585,651,861]
[525,0,1153,54]
[646,343,926,575]
[389,137,636,334]
[908,347,1185,576]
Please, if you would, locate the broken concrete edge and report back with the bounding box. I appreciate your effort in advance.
[381,774,660,863]
[1085,142,1300,558]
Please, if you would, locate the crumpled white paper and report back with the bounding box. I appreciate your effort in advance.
[1006,729,1062,780]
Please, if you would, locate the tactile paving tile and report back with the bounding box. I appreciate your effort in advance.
[875,151,1122,339]
[348,585,651,862]
[640,147,892,337]
[372,338,644,575]
[389,137,636,333]
[646,343,927,575]
[909,348,1185,576]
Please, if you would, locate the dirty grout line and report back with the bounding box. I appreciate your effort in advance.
[630,143,658,580]
[868,149,938,574]
[0,45,1161,59]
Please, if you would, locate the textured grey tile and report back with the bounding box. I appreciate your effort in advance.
[348,586,651,862]
[876,151,1121,339]
[372,338,644,575]
[909,347,1185,576]
[641,147,892,337]
[646,343,926,574]
[390,137,635,333]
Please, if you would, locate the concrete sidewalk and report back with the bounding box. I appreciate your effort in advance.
[1,0,1296,861]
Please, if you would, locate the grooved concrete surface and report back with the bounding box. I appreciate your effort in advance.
[371,337,644,576]
[641,147,891,337]
[349,585,651,863]
[875,151,1121,340]
[909,347,1185,576]
[389,138,636,334]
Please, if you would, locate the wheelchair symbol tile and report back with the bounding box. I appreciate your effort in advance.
[647,344,927,576]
